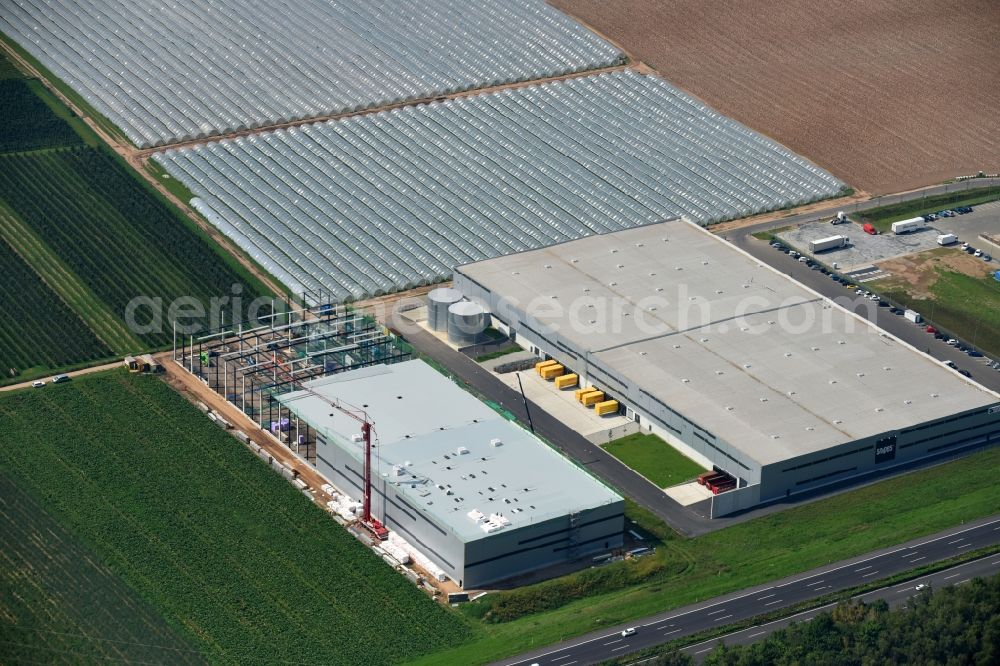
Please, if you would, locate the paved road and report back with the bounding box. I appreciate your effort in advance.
[733,234,1000,394]
[495,515,1000,666]
[682,552,1000,662]
[0,360,122,392]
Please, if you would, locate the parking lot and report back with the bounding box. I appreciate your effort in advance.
[933,200,1000,248]
[777,220,943,271]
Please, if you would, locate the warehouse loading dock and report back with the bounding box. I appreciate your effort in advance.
[455,220,1000,516]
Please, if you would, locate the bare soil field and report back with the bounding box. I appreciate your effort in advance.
[551,0,1000,194]
[878,247,993,297]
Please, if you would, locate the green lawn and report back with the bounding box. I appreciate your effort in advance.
[603,433,706,487]
[410,444,1000,665]
[0,372,470,664]
[874,265,1000,357]
[860,186,1000,232]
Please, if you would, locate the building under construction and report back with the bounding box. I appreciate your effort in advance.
[277,360,624,589]
[173,299,411,461]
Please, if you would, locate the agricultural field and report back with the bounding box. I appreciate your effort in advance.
[1,475,205,665]
[0,0,622,147]
[412,444,1000,665]
[603,433,705,488]
[551,0,1000,194]
[0,372,470,665]
[0,48,273,374]
[0,234,111,379]
[0,78,82,151]
[156,70,843,300]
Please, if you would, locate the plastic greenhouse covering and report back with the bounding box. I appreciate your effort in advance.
[0,0,623,147]
[154,71,846,302]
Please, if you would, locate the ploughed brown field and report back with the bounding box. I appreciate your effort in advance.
[551,0,1000,195]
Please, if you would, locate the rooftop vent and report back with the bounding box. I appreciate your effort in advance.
[857,372,865,377]
[610,281,618,287]
[829,379,838,384]
[930,393,939,398]
[673,344,681,349]
[700,337,709,342]
[759,397,768,402]
[676,266,683,271]
[833,419,843,424]
[904,400,912,405]
[883,367,892,371]
[636,243,645,248]
[351,433,363,443]
[511,271,519,276]
[611,248,619,253]
[874,407,884,412]
[617,263,624,269]
[784,352,792,358]
[490,438,503,447]
[726,405,734,411]
[702,260,709,265]
[788,390,796,396]
[838,340,847,345]
[771,434,780,439]
[681,378,690,383]
[571,258,579,263]
[744,363,752,369]
[456,446,469,455]
[715,370,724,375]
[544,264,552,269]
[806,426,815,431]
[656,287,664,292]
[649,272,657,277]
[639,351,648,356]
[811,346,820,351]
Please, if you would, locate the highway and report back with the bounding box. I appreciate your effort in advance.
[680,552,1000,662]
[495,515,1000,666]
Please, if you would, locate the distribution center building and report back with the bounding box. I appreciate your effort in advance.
[454,220,1000,516]
[278,360,624,588]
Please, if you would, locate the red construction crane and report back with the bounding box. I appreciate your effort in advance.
[295,386,389,540]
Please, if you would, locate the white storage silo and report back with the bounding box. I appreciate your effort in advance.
[427,288,464,332]
[447,301,490,346]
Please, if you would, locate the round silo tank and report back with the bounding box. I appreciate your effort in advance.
[447,301,490,346]
[427,287,463,332]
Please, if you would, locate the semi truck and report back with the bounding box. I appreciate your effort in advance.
[830,211,849,224]
[891,217,924,234]
[809,235,848,253]
[936,233,958,246]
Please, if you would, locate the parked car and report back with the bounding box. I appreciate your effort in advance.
[926,325,937,333]
[797,256,809,263]
[965,247,975,254]
[52,374,70,383]
[878,301,889,308]
[968,350,983,357]
[983,254,992,262]
[974,249,983,257]
[31,380,45,388]
[933,332,945,340]
[946,339,959,346]
[943,360,958,369]
[958,369,972,378]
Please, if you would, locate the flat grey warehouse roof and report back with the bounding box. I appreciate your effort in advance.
[457,221,999,466]
[278,361,621,542]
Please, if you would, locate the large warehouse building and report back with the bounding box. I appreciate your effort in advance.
[454,220,1000,516]
[278,360,623,588]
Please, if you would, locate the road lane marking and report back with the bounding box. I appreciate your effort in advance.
[715,614,733,621]
[603,639,621,646]
[948,538,966,544]
[813,585,830,591]
[908,557,925,563]
[756,593,776,600]
[944,573,960,580]
[664,628,681,636]
[855,565,873,572]
[764,599,783,606]
[504,526,1000,666]
[695,647,714,655]
[806,579,825,586]
[958,579,970,585]
[706,608,729,616]
[748,631,767,639]
[862,570,880,577]
[957,543,972,549]
[611,645,629,652]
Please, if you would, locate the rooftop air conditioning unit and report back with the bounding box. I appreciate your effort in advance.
[490,438,503,447]
[351,433,363,443]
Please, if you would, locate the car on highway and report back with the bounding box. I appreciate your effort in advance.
[31,380,45,388]
[915,583,929,591]
[621,628,637,637]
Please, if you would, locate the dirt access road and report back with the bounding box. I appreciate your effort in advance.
[551,0,1000,194]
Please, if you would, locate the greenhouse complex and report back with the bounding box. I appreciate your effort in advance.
[154,71,845,300]
[0,0,622,147]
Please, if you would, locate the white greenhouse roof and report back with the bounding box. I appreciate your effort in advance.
[155,70,845,300]
[0,0,622,147]
[456,221,1000,466]
[278,360,621,542]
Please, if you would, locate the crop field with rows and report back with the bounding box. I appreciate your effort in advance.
[0,78,82,151]
[1,474,205,665]
[0,233,111,378]
[0,147,268,348]
[0,372,471,664]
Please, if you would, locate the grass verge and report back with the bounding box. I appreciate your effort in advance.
[860,186,1000,232]
[407,444,1000,665]
[602,433,706,488]
[873,265,1000,357]
[475,345,523,362]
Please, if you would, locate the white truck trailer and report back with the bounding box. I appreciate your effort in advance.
[936,233,958,246]
[891,217,924,234]
[904,309,922,324]
[809,235,848,253]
